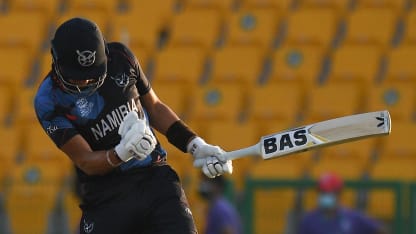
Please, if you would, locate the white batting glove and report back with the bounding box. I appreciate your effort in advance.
[115,112,157,161]
[188,137,233,178]
[118,111,140,138]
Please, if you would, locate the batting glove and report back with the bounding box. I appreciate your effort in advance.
[188,137,233,178]
[115,112,157,161]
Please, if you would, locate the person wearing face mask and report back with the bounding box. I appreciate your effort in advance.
[298,172,389,234]
[198,174,243,234]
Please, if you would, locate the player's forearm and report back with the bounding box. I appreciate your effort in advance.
[61,135,122,175]
[147,101,181,135]
[75,150,122,175]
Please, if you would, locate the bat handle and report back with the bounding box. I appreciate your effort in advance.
[193,144,261,168]
[223,144,260,160]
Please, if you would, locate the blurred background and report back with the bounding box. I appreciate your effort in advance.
[0,0,416,233]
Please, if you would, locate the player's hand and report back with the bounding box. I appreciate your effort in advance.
[188,137,233,178]
[118,111,140,138]
[115,112,157,161]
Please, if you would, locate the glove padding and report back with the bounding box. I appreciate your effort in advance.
[115,111,157,161]
[188,137,233,178]
[118,111,140,138]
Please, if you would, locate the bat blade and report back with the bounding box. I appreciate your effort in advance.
[222,110,391,161]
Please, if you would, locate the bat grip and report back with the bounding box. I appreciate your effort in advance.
[193,144,260,167]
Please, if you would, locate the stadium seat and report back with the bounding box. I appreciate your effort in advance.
[225,8,280,52]
[209,45,265,86]
[383,45,416,84]
[6,160,64,233]
[12,87,38,127]
[343,8,397,50]
[367,158,416,220]
[240,0,294,15]
[126,0,175,27]
[8,0,60,20]
[254,188,296,233]
[302,83,362,123]
[128,44,152,73]
[318,138,377,169]
[0,86,11,125]
[10,160,66,187]
[0,47,33,91]
[110,10,166,55]
[284,8,338,51]
[22,123,72,176]
[167,8,223,52]
[0,12,47,59]
[204,121,259,190]
[152,46,206,86]
[377,121,416,160]
[66,0,119,16]
[402,9,416,45]
[56,9,109,36]
[0,126,19,189]
[309,157,367,180]
[5,185,59,234]
[183,0,235,16]
[247,83,303,124]
[36,51,52,87]
[354,0,407,17]
[365,83,415,121]
[0,125,19,162]
[151,83,190,119]
[297,0,350,17]
[268,44,326,88]
[187,83,245,122]
[249,157,305,234]
[326,44,382,88]
[62,189,82,234]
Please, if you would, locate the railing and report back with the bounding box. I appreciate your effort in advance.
[241,178,407,234]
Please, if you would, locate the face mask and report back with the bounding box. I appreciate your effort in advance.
[318,193,337,209]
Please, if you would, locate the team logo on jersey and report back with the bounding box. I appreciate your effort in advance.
[110,72,130,87]
[76,50,96,67]
[110,68,137,87]
[76,97,94,117]
[83,219,94,233]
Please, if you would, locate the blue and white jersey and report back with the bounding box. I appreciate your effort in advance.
[34,42,166,181]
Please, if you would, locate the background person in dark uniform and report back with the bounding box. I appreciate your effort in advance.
[34,17,232,234]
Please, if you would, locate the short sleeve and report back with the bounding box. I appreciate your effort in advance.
[107,42,151,95]
[34,79,78,148]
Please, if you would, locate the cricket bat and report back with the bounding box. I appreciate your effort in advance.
[206,110,391,163]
